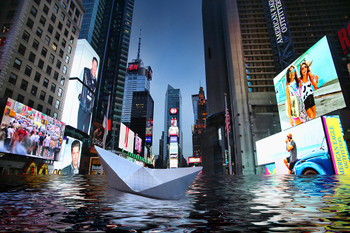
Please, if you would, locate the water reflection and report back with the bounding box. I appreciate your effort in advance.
[1,174,350,232]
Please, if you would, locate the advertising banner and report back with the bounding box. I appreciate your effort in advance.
[169,126,179,136]
[90,122,104,154]
[118,123,134,153]
[274,36,346,131]
[145,136,152,143]
[256,118,334,175]
[323,116,350,175]
[188,157,202,164]
[0,98,65,159]
[89,157,103,174]
[135,134,142,154]
[53,136,82,175]
[169,142,178,155]
[62,39,100,134]
[169,158,178,168]
[170,136,178,143]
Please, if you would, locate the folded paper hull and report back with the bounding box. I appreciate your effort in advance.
[95,146,202,200]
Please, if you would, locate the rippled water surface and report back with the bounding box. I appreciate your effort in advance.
[1,174,350,232]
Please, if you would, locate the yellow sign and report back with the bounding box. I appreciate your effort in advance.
[324,116,350,175]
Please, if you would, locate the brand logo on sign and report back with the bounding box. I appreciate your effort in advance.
[170,108,177,114]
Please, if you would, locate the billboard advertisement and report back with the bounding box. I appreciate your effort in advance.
[53,136,82,175]
[188,157,202,164]
[0,98,65,159]
[256,116,350,175]
[170,136,178,143]
[118,123,134,153]
[169,126,179,136]
[135,134,142,154]
[62,39,100,134]
[274,36,346,130]
[90,121,104,154]
[169,142,178,155]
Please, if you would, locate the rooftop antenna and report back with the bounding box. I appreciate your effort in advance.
[137,29,142,60]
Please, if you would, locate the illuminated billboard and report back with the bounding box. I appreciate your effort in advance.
[135,134,142,154]
[169,126,179,136]
[62,39,100,134]
[188,157,202,164]
[256,116,349,175]
[90,122,104,154]
[169,142,178,155]
[0,98,65,159]
[274,36,346,131]
[118,123,134,153]
[170,136,178,143]
[53,136,82,175]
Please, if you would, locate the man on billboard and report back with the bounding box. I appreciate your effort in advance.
[284,133,298,174]
[62,140,81,175]
[77,57,98,134]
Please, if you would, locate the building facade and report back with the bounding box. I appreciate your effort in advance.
[0,0,84,120]
[202,0,350,174]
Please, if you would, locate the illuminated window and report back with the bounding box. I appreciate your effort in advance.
[55,100,60,109]
[52,42,57,51]
[57,88,62,97]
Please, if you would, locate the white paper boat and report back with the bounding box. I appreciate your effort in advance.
[95,146,202,200]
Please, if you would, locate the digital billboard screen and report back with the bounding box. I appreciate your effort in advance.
[53,136,82,175]
[274,36,346,131]
[118,123,134,153]
[135,134,142,154]
[0,98,65,159]
[62,39,100,134]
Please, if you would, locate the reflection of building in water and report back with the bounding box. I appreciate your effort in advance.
[0,0,84,120]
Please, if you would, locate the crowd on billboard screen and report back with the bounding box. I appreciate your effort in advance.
[0,98,65,159]
[274,36,346,130]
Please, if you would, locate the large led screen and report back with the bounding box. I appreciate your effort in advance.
[274,36,346,131]
[256,117,333,175]
[53,136,82,175]
[118,123,134,153]
[0,98,65,159]
[62,39,100,134]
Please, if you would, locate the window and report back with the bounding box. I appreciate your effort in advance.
[39,90,46,100]
[50,83,56,92]
[7,11,15,20]
[28,99,34,108]
[17,94,24,103]
[55,100,60,109]
[59,49,64,58]
[13,58,21,70]
[18,44,26,55]
[32,39,39,50]
[31,85,38,96]
[56,60,61,69]
[46,108,51,115]
[52,42,57,51]
[26,18,34,29]
[46,0,52,4]
[65,55,70,64]
[58,22,63,30]
[42,48,49,58]
[66,20,71,28]
[25,65,32,77]
[49,53,55,63]
[55,32,60,41]
[34,0,41,6]
[53,71,59,80]
[46,65,52,75]
[44,35,50,45]
[20,80,29,91]
[5,88,13,98]
[62,65,67,74]
[34,72,41,82]
[48,95,53,105]
[51,14,56,23]
[61,39,66,48]
[48,24,53,34]
[38,59,44,69]
[57,88,63,97]
[72,26,76,34]
[60,77,65,85]
[36,27,43,37]
[28,52,36,63]
[22,30,30,42]
[9,73,17,85]
[53,4,59,13]
[69,35,74,44]
[31,6,38,17]
[39,16,46,26]
[43,5,49,15]
[67,45,72,54]
[43,78,49,88]
[53,112,58,119]
[64,29,68,37]
[37,104,43,112]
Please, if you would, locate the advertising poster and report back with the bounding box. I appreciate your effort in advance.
[169,142,178,155]
[135,134,142,154]
[53,136,82,175]
[145,119,153,145]
[274,36,346,131]
[90,122,104,153]
[0,98,65,159]
[170,136,178,143]
[256,118,334,175]
[169,126,179,136]
[323,116,350,175]
[118,123,134,153]
[62,39,100,134]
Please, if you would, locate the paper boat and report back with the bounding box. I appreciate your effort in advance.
[95,146,202,200]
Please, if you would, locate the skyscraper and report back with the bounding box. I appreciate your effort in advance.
[163,85,183,168]
[0,0,84,120]
[202,0,350,174]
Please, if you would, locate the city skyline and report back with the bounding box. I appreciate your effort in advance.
[128,0,205,157]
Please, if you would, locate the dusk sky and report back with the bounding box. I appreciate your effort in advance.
[128,0,206,158]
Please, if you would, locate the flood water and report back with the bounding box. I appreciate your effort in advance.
[1,174,350,232]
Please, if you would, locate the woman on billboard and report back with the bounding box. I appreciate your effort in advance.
[300,62,319,120]
[285,65,304,126]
